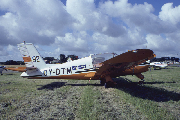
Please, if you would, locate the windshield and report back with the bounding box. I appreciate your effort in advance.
[91,53,114,64]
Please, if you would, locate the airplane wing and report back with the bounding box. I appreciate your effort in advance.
[93,49,154,79]
[103,49,154,64]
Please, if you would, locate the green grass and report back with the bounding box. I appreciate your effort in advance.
[0,73,60,102]
[114,90,175,120]
[115,67,180,120]
[0,67,180,119]
[0,73,69,119]
[77,86,102,119]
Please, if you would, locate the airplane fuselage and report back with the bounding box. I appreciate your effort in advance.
[21,56,96,79]
[21,56,150,80]
[150,62,168,69]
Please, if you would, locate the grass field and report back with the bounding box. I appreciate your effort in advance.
[0,67,180,119]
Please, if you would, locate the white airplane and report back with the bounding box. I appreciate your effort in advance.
[16,42,155,88]
[150,62,168,69]
[0,66,6,75]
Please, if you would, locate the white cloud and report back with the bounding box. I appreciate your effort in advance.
[146,34,176,51]
[54,31,89,52]
[166,31,180,44]
[0,44,23,62]
[99,0,154,17]
[0,0,74,45]
[159,3,180,25]
[0,0,180,62]
[92,27,147,52]
[0,0,75,61]
[66,0,126,37]
[99,0,176,34]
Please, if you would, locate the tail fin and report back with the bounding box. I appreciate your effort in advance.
[18,43,46,69]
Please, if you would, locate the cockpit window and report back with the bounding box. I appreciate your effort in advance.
[92,57,105,64]
[91,53,114,64]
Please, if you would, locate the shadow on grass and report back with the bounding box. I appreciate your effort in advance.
[66,83,102,86]
[37,81,104,90]
[114,78,180,102]
[37,82,103,90]
[1,73,14,75]
[37,82,66,90]
[143,81,176,84]
[6,74,14,75]
[36,78,180,102]
[165,67,174,69]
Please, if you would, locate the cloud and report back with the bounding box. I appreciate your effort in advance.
[0,46,8,56]
[66,0,126,37]
[0,0,74,45]
[146,34,177,52]
[54,31,90,52]
[99,0,176,34]
[0,44,21,62]
[159,3,180,25]
[0,26,11,45]
[0,0,180,62]
[7,44,16,51]
[166,31,180,44]
[92,27,147,52]
[0,0,74,61]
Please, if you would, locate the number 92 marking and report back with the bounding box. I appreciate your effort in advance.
[32,56,40,62]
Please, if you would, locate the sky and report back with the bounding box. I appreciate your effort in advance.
[0,0,180,62]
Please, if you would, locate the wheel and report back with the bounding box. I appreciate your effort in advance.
[100,79,106,85]
[104,81,116,88]
[104,82,108,88]
[138,80,144,85]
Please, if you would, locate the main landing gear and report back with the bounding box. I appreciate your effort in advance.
[138,79,145,85]
[104,81,117,88]
[100,79,106,86]
[100,76,117,88]
[136,73,145,85]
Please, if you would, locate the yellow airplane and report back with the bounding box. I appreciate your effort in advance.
[13,42,155,88]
